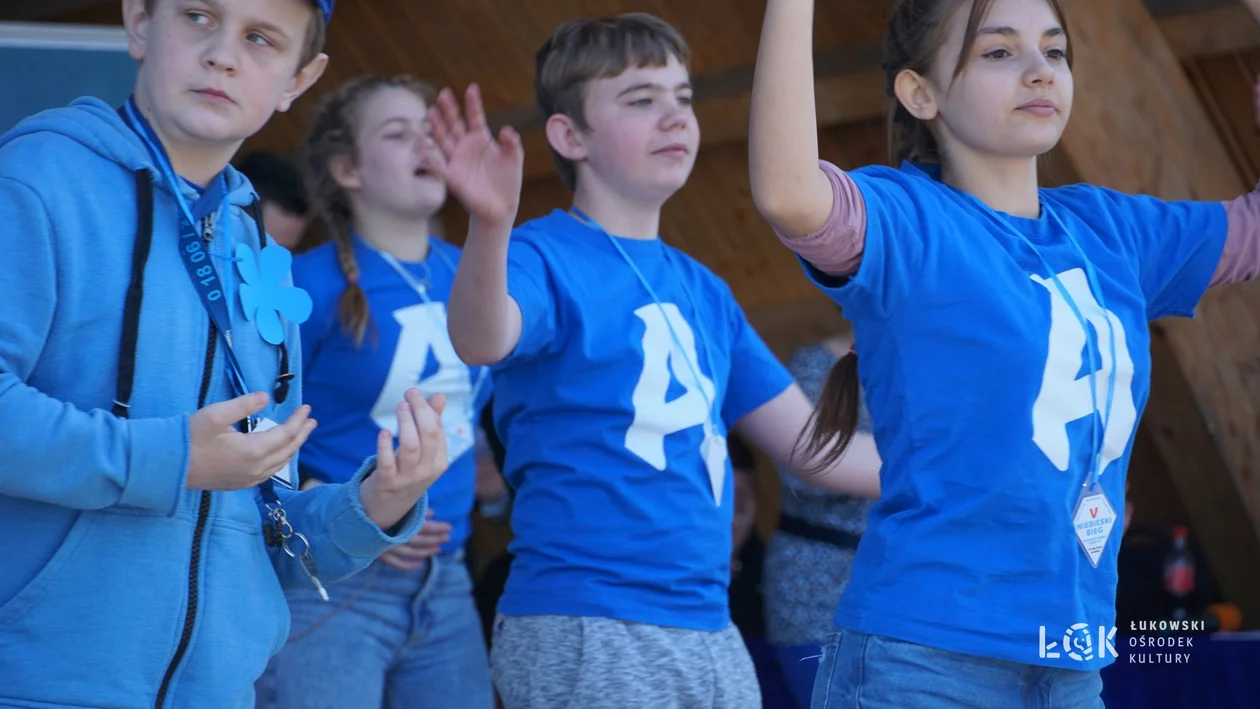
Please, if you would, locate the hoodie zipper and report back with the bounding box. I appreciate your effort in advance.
[154,216,219,709]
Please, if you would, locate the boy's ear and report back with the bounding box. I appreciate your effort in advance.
[277,53,330,113]
[544,113,588,163]
[122,0,151,62]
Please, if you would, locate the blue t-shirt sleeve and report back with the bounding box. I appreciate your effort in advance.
[1095,189,1227,320]
[504,233,559,361]
[717,286,794,425]
[803,166,930,320]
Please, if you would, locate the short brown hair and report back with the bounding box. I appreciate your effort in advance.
[143,0,326,69]
[534,13,690,191]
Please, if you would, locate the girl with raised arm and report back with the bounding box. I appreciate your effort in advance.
[750,0,1260,705]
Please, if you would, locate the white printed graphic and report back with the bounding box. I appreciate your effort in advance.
[371,303,476,464]
[1029,269,1136,478]
[1039,624,1118,662]
[625,303,719,481]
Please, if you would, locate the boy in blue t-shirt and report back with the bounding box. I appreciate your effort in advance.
[0,2,445,706]
[426,13,882,707]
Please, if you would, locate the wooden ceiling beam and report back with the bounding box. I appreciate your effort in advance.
[0,0,106,21]
[504,2,1256,183]
[1060,0,1260,628]
[1157,5,1260,59]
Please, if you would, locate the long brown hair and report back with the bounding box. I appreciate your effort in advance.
[303,75,437,346]
[795,0,1072,474]
[883,0,1072,164]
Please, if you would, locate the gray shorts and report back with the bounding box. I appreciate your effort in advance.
[489,614,761,709]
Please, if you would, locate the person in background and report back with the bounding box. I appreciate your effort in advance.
[237,151,311,250]
[727,435,795,709]
[728,434,765,637]
[474,409,512,524]
[256,75,493,709]
[762,328,874,709]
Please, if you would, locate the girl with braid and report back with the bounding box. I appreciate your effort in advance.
[256,75,494,709]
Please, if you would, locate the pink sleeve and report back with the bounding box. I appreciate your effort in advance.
[773,161,867,277]
[1214,185,1260,287]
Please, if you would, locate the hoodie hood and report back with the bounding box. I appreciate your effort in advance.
[0,96,257,208]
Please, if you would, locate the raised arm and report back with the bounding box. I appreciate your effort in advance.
[449,216,523,366]
[1212,74,1260,287]
[1214,188,1260,287]
[749,0,832,234]
[749,0,868,277]
[428,85,526,366]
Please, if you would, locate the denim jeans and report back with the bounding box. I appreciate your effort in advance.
[811,629,1104,709]
[772,642,823,709]
[256,551,493,709]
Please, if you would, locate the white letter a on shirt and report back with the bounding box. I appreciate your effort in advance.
[1029,269,1136,478]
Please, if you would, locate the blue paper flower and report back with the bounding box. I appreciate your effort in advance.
[236,244,313,345]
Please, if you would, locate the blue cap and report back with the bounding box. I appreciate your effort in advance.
[315,0,334,22]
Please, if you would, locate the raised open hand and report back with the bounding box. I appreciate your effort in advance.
[359,389,449,531]
[426,84,524,228]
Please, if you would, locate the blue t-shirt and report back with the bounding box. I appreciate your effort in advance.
[295,236,491,553]
[494,209,794,631]
[810,162,1226,670]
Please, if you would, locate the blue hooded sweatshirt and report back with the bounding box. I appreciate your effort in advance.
[0,98,426,709]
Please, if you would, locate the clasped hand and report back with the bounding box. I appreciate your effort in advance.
[185,389,449,532]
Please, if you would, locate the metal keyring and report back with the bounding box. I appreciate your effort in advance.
[282,530,312,559]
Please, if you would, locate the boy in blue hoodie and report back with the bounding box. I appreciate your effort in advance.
[0,1,445,707]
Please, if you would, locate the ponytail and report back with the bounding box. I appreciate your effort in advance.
[332,230,371,345]
[794,348,862,476]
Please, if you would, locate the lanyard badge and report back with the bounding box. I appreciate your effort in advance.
[984,201,1120,568]
[570,209,729,506]
[123,99,328,600]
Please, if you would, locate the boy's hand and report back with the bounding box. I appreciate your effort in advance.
[186,393,316,491]
[360,389,449,531]
[427,84,524,231]
[379,509,453,570]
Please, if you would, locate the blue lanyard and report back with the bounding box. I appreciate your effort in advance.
[569,208,721,431]
[978,198,1118,492]
[122,99,278,502]
[365,235,489,405]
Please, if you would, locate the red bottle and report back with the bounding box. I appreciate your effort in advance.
[1163,526,1195,621]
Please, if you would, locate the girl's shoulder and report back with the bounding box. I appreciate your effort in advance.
[291,241,346,305]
